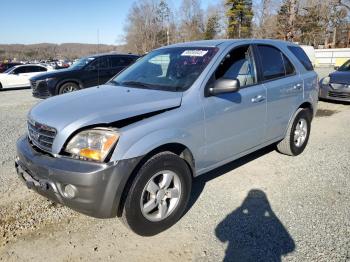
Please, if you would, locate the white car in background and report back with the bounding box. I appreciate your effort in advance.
[0,64,54,89]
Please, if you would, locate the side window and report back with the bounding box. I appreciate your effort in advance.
[36,66,47,72]
[257,45,286,81]
[288,46,313,71]
[110,56,133,67]
[91,57,109,69]
[13,66,27,74]
[215,45,257,87]
[27,66,47,73]
[282,54,295,75]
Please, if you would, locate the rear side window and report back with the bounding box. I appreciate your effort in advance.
[257,45,295,81]
[110,56,134,67]
[29,66,47,72]
[282,54,295,75]
[288,46,313,71]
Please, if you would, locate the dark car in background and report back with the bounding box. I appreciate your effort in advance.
[31,53,139,98]
[0,62,23,73]
[319,59,350,102]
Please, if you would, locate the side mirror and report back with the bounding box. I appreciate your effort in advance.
[209,78,240,96]
[334,66,339,70]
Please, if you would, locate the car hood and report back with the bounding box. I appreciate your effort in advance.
[29,84,183,135]
[31,68,78,80]
[329,71,350,85]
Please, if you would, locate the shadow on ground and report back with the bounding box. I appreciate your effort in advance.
[215,190,295,262]
[187,145,275,211]
[186,146,295,261]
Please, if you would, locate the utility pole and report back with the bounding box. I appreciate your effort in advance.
[289,0,297,41]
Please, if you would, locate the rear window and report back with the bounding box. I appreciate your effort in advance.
[288,46,313,71]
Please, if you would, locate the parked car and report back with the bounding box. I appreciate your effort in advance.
[319,59,350,102]
[0,64,53,89]
[15,39,318,236]
[30,53,140,98]
[0,62,23,73]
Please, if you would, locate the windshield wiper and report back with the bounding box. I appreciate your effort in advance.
[121,81,152,88]
[121,80,183,92]
[108,80,122,86]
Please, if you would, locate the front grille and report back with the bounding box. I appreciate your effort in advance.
[30,80,37,89]
[27,119,56,153]
[328,91,350,99]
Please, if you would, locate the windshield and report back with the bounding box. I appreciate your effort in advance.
[338,59,350,71]
[70,57,95,70]
[110,47,218,91]
[4,67,14,73]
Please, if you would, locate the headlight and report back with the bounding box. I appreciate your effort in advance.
[65,128,120,162]
[321,77,330,85]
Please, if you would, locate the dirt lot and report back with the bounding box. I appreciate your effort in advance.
[0,86,349,261]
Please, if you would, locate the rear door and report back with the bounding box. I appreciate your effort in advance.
[203,44,267,165]
[255,44,303,142]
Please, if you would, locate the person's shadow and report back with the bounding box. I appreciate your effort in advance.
[215,189,295,262]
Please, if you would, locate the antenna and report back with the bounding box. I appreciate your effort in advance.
[97,29,100,88]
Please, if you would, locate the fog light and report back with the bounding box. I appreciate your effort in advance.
[63,184,76,199]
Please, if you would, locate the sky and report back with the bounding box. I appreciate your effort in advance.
[0,0,217,45]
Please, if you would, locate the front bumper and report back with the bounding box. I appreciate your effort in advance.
[15,136,142,218]
[31,80,53,99]
[319,84,350,102]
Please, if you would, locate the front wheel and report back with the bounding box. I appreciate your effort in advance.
[122,152,192,236]
[58,82,79,94]
[277,108,311,156]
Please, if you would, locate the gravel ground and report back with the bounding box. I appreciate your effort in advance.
[0,77,349,261]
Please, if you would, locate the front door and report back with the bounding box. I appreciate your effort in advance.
[84,56,111,87]
[202,45,267,167]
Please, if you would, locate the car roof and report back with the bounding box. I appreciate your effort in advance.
[84,53,140,59]
[12,64,47,69]
[162,39,300,48]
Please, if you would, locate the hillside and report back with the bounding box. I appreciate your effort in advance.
[0,43,126,61]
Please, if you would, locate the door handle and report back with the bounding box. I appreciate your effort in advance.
[293,83,302,90]
[251,95,266,103]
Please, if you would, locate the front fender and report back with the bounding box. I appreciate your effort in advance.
[118,128,195,160]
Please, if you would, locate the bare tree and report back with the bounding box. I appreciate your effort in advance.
[178,0,205,41]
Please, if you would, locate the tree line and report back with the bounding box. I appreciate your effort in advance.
[123,0,350,54]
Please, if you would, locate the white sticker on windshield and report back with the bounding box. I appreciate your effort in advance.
[181,50,208,57]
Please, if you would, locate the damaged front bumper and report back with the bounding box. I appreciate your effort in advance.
[15,135,142,218]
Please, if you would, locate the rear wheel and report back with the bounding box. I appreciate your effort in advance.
[58,82,79,94]
[277,108,311,156]
[0,82,2,90]
[122,152,192,236]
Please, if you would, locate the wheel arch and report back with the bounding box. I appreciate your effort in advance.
[298,101,314,120]
[55,79,83,94]
[284,101,314,138]
[116,142,195,217]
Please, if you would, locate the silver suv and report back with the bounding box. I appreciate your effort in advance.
[15,39,318,236]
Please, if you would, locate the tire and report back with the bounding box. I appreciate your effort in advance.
[0,82,2,90]
[58,82,79,94]
[277,108,312,156]
[122,151,192,236]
